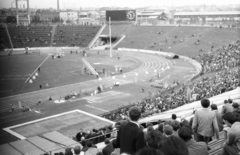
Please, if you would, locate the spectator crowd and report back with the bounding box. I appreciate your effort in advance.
[60,39,240,155]
[102,40,240,121]
[52,100,240,155]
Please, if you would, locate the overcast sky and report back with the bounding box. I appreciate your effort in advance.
[0,0,239,9]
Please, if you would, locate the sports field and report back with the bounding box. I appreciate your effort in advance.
[0,49,196,144]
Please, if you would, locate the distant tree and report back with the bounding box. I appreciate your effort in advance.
[52,16,60,23]
[1,10,6,15]
[5,16,16,23]
[36,9,42,13]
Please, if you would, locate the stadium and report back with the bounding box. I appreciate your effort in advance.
[0,1,240,155]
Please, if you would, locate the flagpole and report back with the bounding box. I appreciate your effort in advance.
[109,17,112,57]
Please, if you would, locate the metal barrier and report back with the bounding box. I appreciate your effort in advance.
[39,130,117,155]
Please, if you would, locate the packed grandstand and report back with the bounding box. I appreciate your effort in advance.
[0,16,240,155]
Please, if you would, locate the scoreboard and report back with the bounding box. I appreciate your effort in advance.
[106,10,136,21]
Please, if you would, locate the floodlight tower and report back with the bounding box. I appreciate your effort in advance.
[57,0,60,12]
[15,0,30,25]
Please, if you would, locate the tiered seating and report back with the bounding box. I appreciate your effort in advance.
[208,131,225,155]
[102,25,239,58]
[102,25,134,36]
[52,25,101,47]
[0,26,11,50]
[7,26,52,48]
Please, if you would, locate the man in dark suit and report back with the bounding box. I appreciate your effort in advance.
[116,106,146,154]
[102,138,114,155]
[76,129,85,142]
[211,104,224,132]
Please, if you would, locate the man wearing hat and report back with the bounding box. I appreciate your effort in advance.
[221,112,240,155]
[232,102,240,118]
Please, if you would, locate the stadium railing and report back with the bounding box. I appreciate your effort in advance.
[38,130,117,155]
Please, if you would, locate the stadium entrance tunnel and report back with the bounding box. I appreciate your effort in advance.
[98,35,119,48]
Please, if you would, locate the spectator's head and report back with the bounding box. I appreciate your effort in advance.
[157,123,164,133]
[210,104,218,110]
[65,147,73,155]
[163,125,173,136]
[86,141,93,148]
[159,136,189,155]
[79,128,83,133]
[178,126,193,142]
[170,120,180,131]
[158,119,163,124]
[228,99,233,104]
[172,114,177,120]
[136,148,164,155]
[81,140,86,147]
[146,130,164,149]
[201,98,210,108]
[222,112,237,126]
[147,126,154,133]
[115,122,121,129]
[224,100,228,104]
[81,136,85,141]
[104,138,110,145]
[146,122,153,127]
[92,128,98,133]
[232,102,239,110]
[128,106,141,121]
[74,145,81,155]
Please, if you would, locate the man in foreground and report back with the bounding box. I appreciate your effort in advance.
[116,106,146,154]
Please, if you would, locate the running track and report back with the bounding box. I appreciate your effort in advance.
[0,51,177,113]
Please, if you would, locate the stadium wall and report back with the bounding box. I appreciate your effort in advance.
[10,46,81,54]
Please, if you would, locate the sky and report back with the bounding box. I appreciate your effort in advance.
[0,0,239,9]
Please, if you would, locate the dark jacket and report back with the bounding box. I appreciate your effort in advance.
[76,132,85,142]
[233,109,240,118]
[116,121,146,154]
[102,144,114,155]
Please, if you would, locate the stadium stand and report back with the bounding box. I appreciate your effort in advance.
[208,131,225,155]
[200,41,240,73]
[0,24,239,155]
[7,26,53,48]
[102,67,239,121]
[102,25,239,59]
[100,39,239,121]
[0,26,11,50]
[52,25,101,47]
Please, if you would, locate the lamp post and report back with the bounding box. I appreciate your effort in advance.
[109,17,112,57]
[238,50,240,85]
